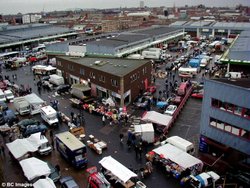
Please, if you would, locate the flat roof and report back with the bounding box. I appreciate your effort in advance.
[56,132,85,151]
[170,21,250,30]
[228,30,250,62]
[0,24,75,44]
[131,26,179,36]
[212,78,250,89]
[57,56,149,77]
[87,33,149,48]
[87,26,181,48]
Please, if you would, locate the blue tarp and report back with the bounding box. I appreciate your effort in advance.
[189,58,201,68]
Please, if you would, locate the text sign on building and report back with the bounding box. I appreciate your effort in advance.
[96,85,107,92]
[123,90,131,98]
[202,29,209,32]
[217,29,225,33]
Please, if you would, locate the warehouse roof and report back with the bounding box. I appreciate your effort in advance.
[227,30,250,62]
[213,78,250,89]
[57,56,149,77]
[131,26,179,36]
[87,33,149,48]
[0,24,75,44]
[170,21,250,30]
[87,26,181,48]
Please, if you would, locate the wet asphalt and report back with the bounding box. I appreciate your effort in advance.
[0,54,207,188]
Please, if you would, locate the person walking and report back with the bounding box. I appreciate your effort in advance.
[134,145,139,158]
[138,146,143,160]
[102,115,106,126]
[119,133,124,143]
[71,112,74,121]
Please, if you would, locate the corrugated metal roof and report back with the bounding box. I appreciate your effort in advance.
[228,30,250,62]
[0,24,74,44]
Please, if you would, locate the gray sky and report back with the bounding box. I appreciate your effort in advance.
[0,0,250,14]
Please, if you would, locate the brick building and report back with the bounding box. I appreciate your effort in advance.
[56,56,152,107]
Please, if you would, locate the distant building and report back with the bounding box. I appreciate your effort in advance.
[200,78,250,169]
[140,1,144,8]
[22,14,31,24]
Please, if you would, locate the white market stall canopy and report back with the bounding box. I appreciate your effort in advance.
[142,111,172,127]
[153,144,203,170]
[99,156,137,183]
[19,157,51,181]
[6,132,47,160]
[134,123,154,143]
[33,178,56,188]
[6,139,37,159]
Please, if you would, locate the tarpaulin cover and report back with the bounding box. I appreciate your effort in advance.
[142,111,172,127]
[33,178,56,188]
[19,157,51,181]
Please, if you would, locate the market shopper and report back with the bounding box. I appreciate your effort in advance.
[102,115,106,126]
[119,133,124,143]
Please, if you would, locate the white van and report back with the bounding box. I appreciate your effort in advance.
[0,89,6,102]
[4,89,14,102]
[161,136,195,155]
[40,105,58,127]
[225,72,242,79]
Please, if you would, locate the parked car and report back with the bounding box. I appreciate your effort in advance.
[0,109,19,125]
[4,89,14,102]
[164,105,177,116]
[59,176,79,188]
[17,118,40,131]
[0,101,8,111]
[191,90,204,99]
[56,84,71,94]
[22,124,47,137]
[47,162,61,182]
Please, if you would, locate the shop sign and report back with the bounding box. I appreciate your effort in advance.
[96,85,107,92]
[111,91,121,99]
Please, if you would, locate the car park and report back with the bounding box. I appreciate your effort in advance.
[164,105,177,116]
[56,84,71,94]
[59,176,79,188]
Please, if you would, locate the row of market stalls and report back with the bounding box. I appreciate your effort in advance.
[146,143,203,181]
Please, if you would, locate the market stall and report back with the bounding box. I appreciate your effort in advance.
[33,177,56,188]
[99,156,137,188]
[19,157,51,182]
[146,144,203,179]
[132,123,155,143]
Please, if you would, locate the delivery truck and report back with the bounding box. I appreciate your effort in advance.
[13,97,30,115]
[40,105,58,127]
[56,131,88,168]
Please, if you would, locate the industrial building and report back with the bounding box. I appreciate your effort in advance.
[170,21,250,38]
[0,23,77,52]
[200,78,250,170]
[56,56,151,106]
[220,30,250,74]
[47,26,184,58]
